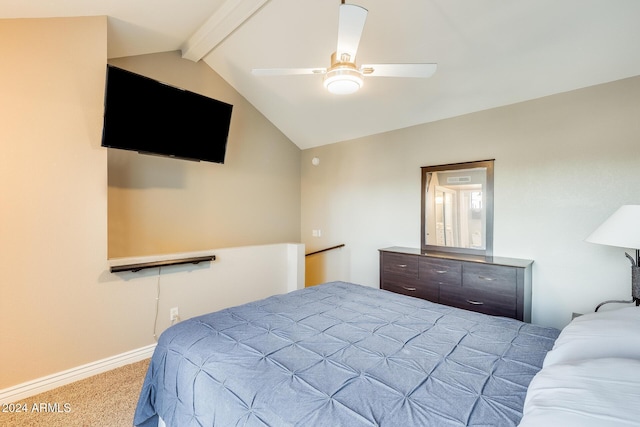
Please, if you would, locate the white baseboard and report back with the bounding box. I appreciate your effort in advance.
[0,344,156,405]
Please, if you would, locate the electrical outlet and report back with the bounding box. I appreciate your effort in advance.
[170,307,179,322]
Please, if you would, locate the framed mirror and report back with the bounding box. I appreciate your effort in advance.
[421,160,494,256]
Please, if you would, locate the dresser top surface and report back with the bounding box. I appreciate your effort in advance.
[380,246,533,268]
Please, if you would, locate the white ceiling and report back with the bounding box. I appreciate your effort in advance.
[3,0,640,149]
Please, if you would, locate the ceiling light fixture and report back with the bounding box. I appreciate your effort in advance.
[323,68,363,95]
[323,53,363,95]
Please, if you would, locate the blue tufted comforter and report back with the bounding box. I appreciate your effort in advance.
[134,282,559,427]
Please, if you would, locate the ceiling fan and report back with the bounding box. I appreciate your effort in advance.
[251,1,437,95]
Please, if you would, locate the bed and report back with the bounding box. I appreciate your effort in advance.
[519,305,640,426]
[133,281,638,426]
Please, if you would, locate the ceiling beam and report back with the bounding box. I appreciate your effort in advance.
[181,0,270,62]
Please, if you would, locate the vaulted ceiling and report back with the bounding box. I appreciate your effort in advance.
[4,0,640,149]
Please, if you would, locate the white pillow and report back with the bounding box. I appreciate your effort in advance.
[543,306,640,367]
[519,358,640,427]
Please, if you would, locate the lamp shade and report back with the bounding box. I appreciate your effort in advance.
[586,205,640,250]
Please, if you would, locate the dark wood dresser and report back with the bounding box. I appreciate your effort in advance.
[379,246,533,322]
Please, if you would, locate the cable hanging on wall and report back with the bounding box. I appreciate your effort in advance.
[153,266,162,342]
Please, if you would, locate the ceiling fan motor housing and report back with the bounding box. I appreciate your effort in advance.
[323,52,364,95]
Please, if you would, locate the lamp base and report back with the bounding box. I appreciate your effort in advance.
[595,265,640,312]
[632,265,640,305]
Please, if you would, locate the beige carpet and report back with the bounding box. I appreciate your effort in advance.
[0,358,150,427]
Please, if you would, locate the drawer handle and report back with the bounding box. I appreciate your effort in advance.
[435,270,448,274]
[477,276,495,281]
[397,264,408,268]
[466,299,484,305]
[402,286,417,292]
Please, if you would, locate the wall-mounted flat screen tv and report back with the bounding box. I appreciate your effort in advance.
[101,65,233,164]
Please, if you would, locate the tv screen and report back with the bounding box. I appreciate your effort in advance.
[101,65,233,164]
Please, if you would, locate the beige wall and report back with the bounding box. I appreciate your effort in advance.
[0,18,302,391]
[107,52,301,258]
[0,17,109,388]
[301,75,640,329]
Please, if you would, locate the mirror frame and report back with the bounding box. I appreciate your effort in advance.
[421,159,494,257]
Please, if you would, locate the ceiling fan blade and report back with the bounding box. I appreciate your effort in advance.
[360,63,438,78]
[252,68,327,76]
[336,3,368,61]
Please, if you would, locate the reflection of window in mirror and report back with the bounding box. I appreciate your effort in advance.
[421,160,494,257]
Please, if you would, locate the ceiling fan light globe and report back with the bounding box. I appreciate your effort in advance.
[323,68,363,95]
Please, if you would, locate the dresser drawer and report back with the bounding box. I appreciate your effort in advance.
[439,286,516,318]
[382,278,438,302]
[420,258,461,286]
[462,263,517,294]
[382,253,418,279]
